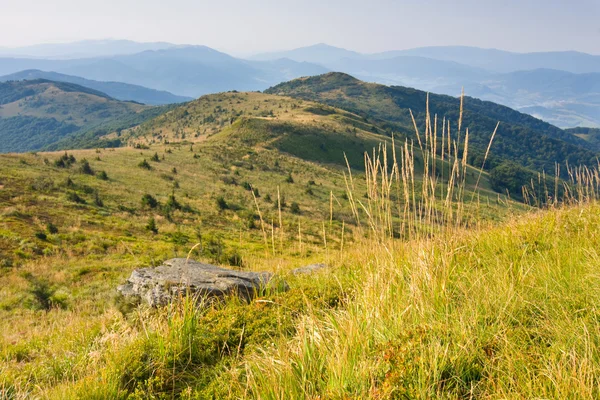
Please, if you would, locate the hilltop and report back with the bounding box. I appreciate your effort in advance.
[266,73,599,173]
[0,79,172,152]
[0,70,193,105]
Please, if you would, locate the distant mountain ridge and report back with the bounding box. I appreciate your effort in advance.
[0,70,192,105]
[0,39,177,59]
[254,44,600,128]
[0,79,171,152]
[2,40,600,128]
[0,45,330,98]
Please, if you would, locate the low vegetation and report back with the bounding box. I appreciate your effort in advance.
[1,83,599,399]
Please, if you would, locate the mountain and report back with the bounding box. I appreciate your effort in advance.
[0,46,329,98]
[325,55,488,91]
[124,91,402,169]
[0,70,193,105]
[370,46,600,74]
[249,44,600,128]
[566,127,600,152]
[0,79,172,152]
[251,43,361,65]
[0,39,176,59]
[265,73,598,173]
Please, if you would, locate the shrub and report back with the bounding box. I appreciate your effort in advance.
[79,159,94,175]
[67,192,86,204]
[46,222,58,234]
[216,196,228,211]
[94,193,104,207]
[290,202,301,214]
[138,159,152,170]
[285,172,294,183]
[165,194,181,211]
[35,232,47,241]
[54,152,76,168]
[141,194,159,209]
[150,152,160,162]
[96,170,109,180]
[146,217,158,234]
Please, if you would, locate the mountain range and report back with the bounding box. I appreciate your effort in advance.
[1,40,599,128]
[0,70,192,105]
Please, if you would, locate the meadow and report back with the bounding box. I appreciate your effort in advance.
[1,93,599,399]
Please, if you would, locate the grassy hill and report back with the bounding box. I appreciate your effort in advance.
[0,70,193,105]
[0,79,171,152]
[1,138,598,397]
[266,73,598,173]
[567,127,600,151]
[1,79,600,398]
[126,91,404,168]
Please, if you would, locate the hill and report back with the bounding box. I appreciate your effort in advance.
[0,79,169,152]
[127,91,398,169]
[0,132,598,398]
[566,127,600,151]
[0,70,193,105]
[0,46,330,98]
[265,73,599,173]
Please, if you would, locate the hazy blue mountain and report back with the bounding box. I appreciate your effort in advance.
[0,40,176,59]
[373,46,600,74]
[0,46,330,97]
[0,70,192,105]
[326,56,488,93]
[426,69,600,128]
[251,43,362,65]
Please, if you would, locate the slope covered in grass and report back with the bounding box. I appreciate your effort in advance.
[266,73,599,172]
[0,80,167,152]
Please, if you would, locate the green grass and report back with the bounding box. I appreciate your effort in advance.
[3,90,592,398]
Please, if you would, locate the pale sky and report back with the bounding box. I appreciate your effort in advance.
[1,0,599,55]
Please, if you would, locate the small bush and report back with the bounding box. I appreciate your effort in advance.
[35,232,47,241]
[216,196,228,211]
[79,159,94,175]
[96,170,109,180]
[138,159,152,170]
[146,217,158,234]
[285,173,294,183]
[141,194,159,209]
[67,192,86,204]
[46,222,58,234]
[290,202,301,214]
[94,193,104,207]
[150,152,160,162]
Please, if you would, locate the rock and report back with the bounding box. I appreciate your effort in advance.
[117,258,276,307]
[291,263,328,275]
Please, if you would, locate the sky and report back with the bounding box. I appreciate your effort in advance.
[0,0,599,55]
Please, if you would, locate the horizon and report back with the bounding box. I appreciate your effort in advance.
[1,39,599,58]
[2,0,599,55]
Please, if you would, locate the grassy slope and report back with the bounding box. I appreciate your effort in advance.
[3,88,588,398]
[266,73,599,172]
[1,150,598,398]
[0,117,514,398]
[0,80,155,152]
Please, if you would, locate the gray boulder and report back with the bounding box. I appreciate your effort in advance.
[117,258,276,307]
[291,263,328,275]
